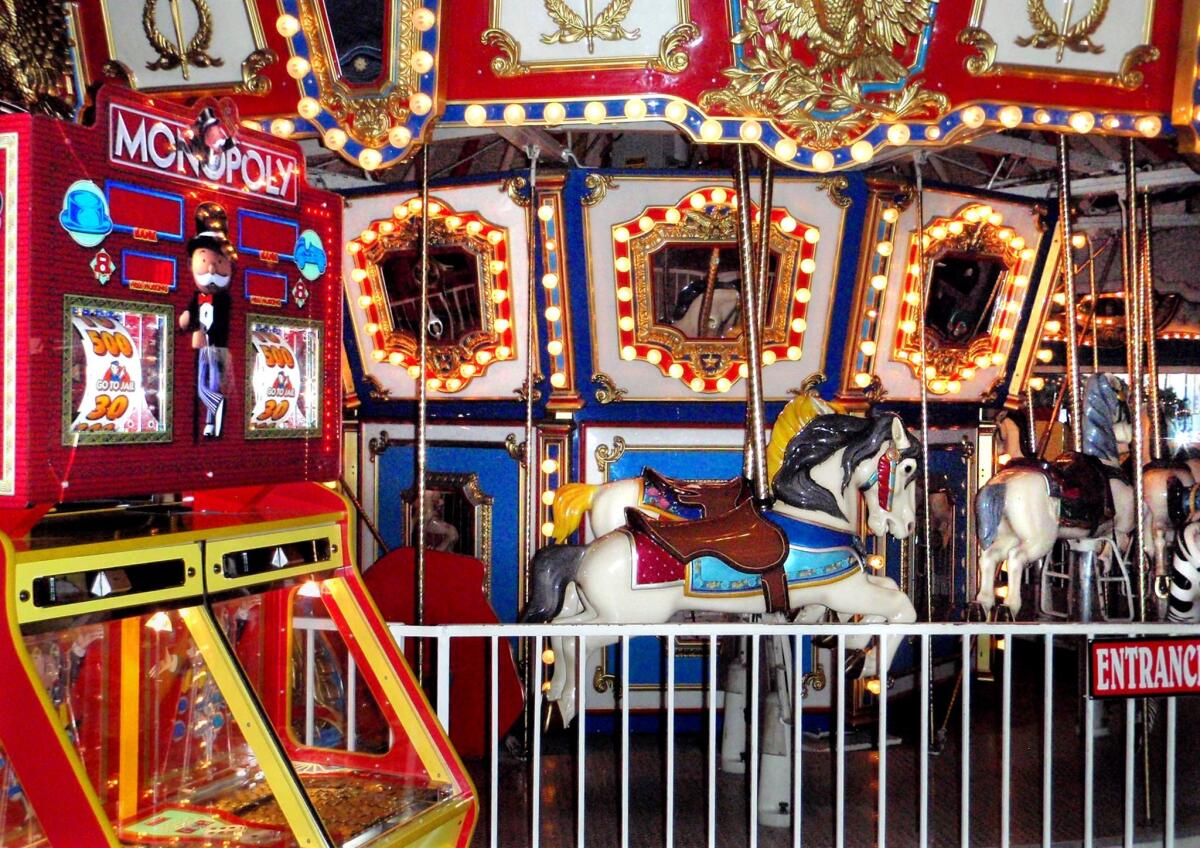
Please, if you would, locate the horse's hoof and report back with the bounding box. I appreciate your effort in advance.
[844,649,867,680]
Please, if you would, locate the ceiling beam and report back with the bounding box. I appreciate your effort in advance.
[1001,165,1200,198]
[966,134,1113,174]
[1074,211,1200,230]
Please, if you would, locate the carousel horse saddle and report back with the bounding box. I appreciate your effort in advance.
[624,500,791,612]
[641,468,752,518]
[1009,454,1116,532]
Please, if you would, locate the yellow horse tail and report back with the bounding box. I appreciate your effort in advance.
[766,393,840,482]
[552,483,599,543]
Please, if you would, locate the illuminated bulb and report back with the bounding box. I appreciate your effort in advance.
[360,229,377,244]
[409,92,433,115]
[908,263,922,277]
[413,7,435,30]
[871,274,887,291]
[548,371,566,389]
[948,380,962,394]
[392,353,406,367]
[270,118,295,137]
[503,103,526,126]
[689,193,706,210]
[145,611,173,633]
[464,104,488,126]
[689,377,705,392]
[990,352,1006,366]
[710,187,728,204]
[1004,301,1020,314]
[624,98,647,120]
[774,137,798,161]
[740,121,762,142]
[962,106,986,128]
[1036,348,1054,363]
[378,221,395,236]
[699,119,723,141]
[904,291,920,306]
[542,273,559,289]
[669,363,684,378]
[866,554,885,571]
[738,363,749,378]
[850,140,874,163]
[487,229,504,245]
[537,204,555,223]
[541,490,557,507]
[987,213,1003,227]
[930,225,947,240]
[543,102,566,124]
[584,101,607,124]
[882,208,899,224]
[615,256,631,273]
[638,215,655,232]
[614,227,630,243]
[1011,236,1026,250]
[372,349,386,362]
[791,317,808,333]
[351,268,368,284]
[542,681,552,692]
[900,319,917,334]
[860,340,877,356]
[547,339,563,356]
[1069,111,1095,133]
[465,221,483,237]
[804,228,820,245]
[866,678,882,696]
[1013,275,1029,288]
[995,637,1006,651]
[998,228,1013,242]
[276,13,300,37]
[800,258,816,274]
[925,125,942,140]
[426,377,443,391]
[1029,377,1045,391]
[297,97,321,119]
[855,371,872,388]
[411,51,434,74]
[887,123,911,145]
[995,585,1009,600]
[357,294,373,308]
[621,345,636,360]
[540,522,555,538]
[948,220,964,235]
[998,105,1023,128]
[365,322,379,334]
[541,458,559,474]
[490,259,507,274]
[930,378,947,393]
[795,288,811,303]
[324,128,347,150]
[812,150,835,172]
[664,100,687,123]
[477,350,493,364]
[665,208,681,224]
[717,377,732,393]
[388,125,412,148]
[618,315,635,332]
[646,350,662,364]
[461,363,477,377]
[545,305,561,322]
[445,377,462,391]
[494,318,510,333]
[358,148,382,170]
[998,453,1012,466]
[762,350,777,365]
[962,367,975,380]
[1033,109,1051,125]
[1136,115,1162,138]
[490,289,508,305]
[617,287,633,302]
[876,242,893,257]
[1044,319,1061,334]
[1070,233,1087,249]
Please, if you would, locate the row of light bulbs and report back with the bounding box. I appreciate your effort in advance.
[536,199,570,391]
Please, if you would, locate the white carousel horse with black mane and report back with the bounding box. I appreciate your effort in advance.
[524,410,921,725]
[975,374,1136,618]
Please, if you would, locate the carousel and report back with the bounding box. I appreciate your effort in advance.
[2,1,1200,847]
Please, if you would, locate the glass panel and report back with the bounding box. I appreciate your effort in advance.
[247,317,322,438]
[0,740,47,848]
[381,245,483,345]
[925,251,1006,344]
[648,242,779,339]
[21,611,300,847]
[214,587,455,847]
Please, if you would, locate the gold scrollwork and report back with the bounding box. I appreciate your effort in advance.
[592,666,616,693]
[514,375,545,404]
[364,373,392,402]
[594,435,626,475]
[1116,44,1160,90]
[648,22,698,73]
[504,433,526,465]
[699,0,947,151]
[592,372,628,404]
[1015,0,1109,59]
[502,176,533,208]
[236,48,277,95]
[817,176,852,209]
[143,0,223,79]
[540,0,640,54]
[958,27,999,76]
[789,371,827,397]
[482,28,529,77]
[582,173,617,207]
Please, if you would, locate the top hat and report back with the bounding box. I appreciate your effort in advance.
[60,185,113,235]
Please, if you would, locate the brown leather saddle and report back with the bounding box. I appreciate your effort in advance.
[625,499,792,613]
[641,468,753,519]
[1007,453,1119,533]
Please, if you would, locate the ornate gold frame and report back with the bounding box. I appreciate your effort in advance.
[959,0,1160,90]
[347,197,516,393]
[891,203,1039,394]
[611,186,818,393]
[402,471,494,597]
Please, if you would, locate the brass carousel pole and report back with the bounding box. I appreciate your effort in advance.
[734,146,768,499]
[1141,190,1162,460]
[743,156,775,479]
[1122,139,1148,623]
[1056,136,1082,453]
[521,147,540,751]
[415,144,431,680]
[912,156,933,623]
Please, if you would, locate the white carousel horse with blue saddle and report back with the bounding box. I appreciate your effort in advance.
[976,373,1137,619]
[524,410,921,726]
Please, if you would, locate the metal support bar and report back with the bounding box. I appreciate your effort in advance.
[734,146,769,501]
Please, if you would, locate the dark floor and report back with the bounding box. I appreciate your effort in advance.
[463,638,1200,848]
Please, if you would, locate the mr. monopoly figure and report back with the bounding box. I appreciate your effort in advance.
[180,204,235,437]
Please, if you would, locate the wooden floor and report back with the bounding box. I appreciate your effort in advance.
[464,638,1200,847]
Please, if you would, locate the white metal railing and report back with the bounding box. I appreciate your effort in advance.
[292,619,1197,847]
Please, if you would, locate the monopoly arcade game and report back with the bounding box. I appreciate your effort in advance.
[0,89,476,847]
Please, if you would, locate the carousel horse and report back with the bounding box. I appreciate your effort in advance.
[524,410,921,726]
[975,374,1135,618]
[1167,519,1200,623]
[672,287,742,338]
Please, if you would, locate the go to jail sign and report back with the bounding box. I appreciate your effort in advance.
[1089,637,1200,698]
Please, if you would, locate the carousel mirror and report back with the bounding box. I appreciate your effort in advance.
[649,244,780,340]
[380,246,484,345]
[924,251,1007,345]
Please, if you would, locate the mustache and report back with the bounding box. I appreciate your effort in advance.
[195,271,231,289]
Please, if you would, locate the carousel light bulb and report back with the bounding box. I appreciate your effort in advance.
[465,220,483,237]
[1011,236,1026,250]
[791,317,808,333]
[665,208,681,224]
[270,118,295,137]
[812,150,835,172]
[1044,319,1061,334]
[496,345,512,359]
[1033,109,1052,125]
[689,193,706,210]
[804,228,820,244]
[1136,115,1162,138]
[357,294,373,308]
[762,350,777,365]
[739,120,762,142]
[297,97,321,119]
[365,322,379,334]
[387,125,412,148]
[962,367,975,380]
[503,103,526,126]
[372,349,387,362]
[360,229,377,245]
[930,225,947,241]
[800,258,816,275]
[1013,274,1029,287]
[489,259,507,275]
[461,363,477,377]
[486,229,504,245]
[446,377,463,391]
[543,102,567,125]
[638,215,655,232]
[997,453,1012,467]
[351,268,368,284]
[876,241,893,257]
[900,319,917,334]
[1102,114,1121,131]
[1037,348,1054,363]
[542,273,559,289]
[855,371,872,388]
[358,148,383,170]
[738,363,749,378]
[930,378,948,393]
[774,137,798,161]
[905,291,920,306]
[795,288,811,303]
[998,105,1023,128]
[699,119,723,142]
[912,352,923,364]
[324,128,348,150]
[614,227,630,243]
[537,204,555,222]
[286,56,311,79]
[860,340,877,356]
[547,339,563,356]
[850,140,874,163]
[710,187,728,204]
[493,318,511,334]
[541,490,557,507]
[545,305,561,322]
[1029,376,1045,391]
[549,372,567,389]
[413,6,435,30]
[882,208,900,224]
[925,125,942,140]
[541,680,552,693]
[615,256,631,273]
[409,92,433,115]
[621,345,636,360]
[908,263,922,277]
[998,228,1013,242]
[987,212,1003,227]
[866,678,883,696]
[392,353,406,367]
[617,287,633,302]
[871,274,888,291]
[347,242,362,255]
[464,104,488,127]
[624,98,648,120]
[717,377,732,392]
[995,585,1009,600]
[867,554,885,571]
[947,220,964,236]
[646,349,662,364]
[669,363,684,378]
[618,315,635,332]
[584,101,608,124]
[998,327,1014,342]
[690,377,706,392]
[411,50,434,74]
[490,289,508,305]
[962,106,986,128]
[664,100,688,123]
[276,13,300,37]
[426,376,442,390]
[1071,233,1088,249]
[887,123,911,145]
[1069,111,1095,133]
[990,353,1006,366]
[476,350,493,365]
[787,345,803,361]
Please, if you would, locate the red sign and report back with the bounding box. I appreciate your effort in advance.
[108,102,299,206]
[1089,638,1200,698]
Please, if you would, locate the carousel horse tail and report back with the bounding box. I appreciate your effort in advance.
[520,544,586,623]
[1168,522,1200,623]
[551,483,598,544]
[976,479,1007,551]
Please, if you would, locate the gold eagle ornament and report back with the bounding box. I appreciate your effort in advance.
[0,0,73,118]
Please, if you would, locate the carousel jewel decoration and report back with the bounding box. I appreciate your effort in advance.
[700,0,948,150]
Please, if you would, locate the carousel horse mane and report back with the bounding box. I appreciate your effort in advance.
[1082,373,1126,463]
[773,412,919,520]
[765,393,838,481]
